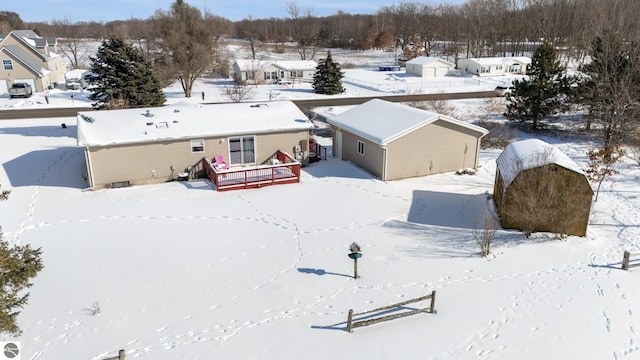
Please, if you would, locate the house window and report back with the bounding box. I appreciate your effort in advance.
[229,136,256,164]
[357,140,365,156]
[264,71,277,80]
[480,66,490,74]
[190,139,205,153]
[509,64,521,73]
[495,65,503,70]
[2,59,12,71]
[290,70,303,78]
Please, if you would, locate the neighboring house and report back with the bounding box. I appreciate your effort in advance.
[458,56,531,77]
[405,57,454,77]
[233,59,317,85]
[326,99,488,181]
[0,30,66,94]
[65,69,91,90]
[493,139,593,237]
[77,101,314,189]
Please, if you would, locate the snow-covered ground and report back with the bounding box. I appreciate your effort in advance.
[0,51,639,360]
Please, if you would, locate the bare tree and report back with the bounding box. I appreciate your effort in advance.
[153,0,214,98]
[585,145,625,201]
[287,3,321,60]
[472,206,499,257]
[221,83,255,103]
[52,19,93,69]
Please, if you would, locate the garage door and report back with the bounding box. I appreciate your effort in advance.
[424,67,436,77]
[15,78,36,90]
[436,67,450,77]
[0,80,8,95]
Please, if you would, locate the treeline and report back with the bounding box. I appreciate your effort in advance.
[2,0,639,59]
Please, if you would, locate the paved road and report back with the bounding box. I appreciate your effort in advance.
[0,91,497,120]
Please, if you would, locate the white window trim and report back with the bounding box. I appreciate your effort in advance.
[190,139,205,153]
[357,140,365,156]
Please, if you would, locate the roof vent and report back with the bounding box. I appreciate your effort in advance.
[250,103,268,108]
[144,109,154,117]
[80,114,95,123]
[173,109,180,113]
[146,122,154,126]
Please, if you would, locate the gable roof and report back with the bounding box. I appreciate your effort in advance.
[0,31,52,61]
[1,45,49,77]
[496,139,584,188]
[326,99,488,145]
[406,57,454,67]
[77,101,313,147]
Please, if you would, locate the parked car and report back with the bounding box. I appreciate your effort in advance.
[9,83,33,98]
[494,85,514,96]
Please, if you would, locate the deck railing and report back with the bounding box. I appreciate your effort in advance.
[203,150,301,191]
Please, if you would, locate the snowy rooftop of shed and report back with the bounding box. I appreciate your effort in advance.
[326,99,487,145]
[76,101,312,147]
[496,139,584,188]
[406,56,454,66]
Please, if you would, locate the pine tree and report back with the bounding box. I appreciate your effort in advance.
[89,36,165,110]
[0,185,44,336]
[312,51,345,95]
[505,42,570,130]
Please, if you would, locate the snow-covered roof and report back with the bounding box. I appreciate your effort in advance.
[326,99,488,145]
[77,101,313,147]
[462,57,531,66]
[234,59,317,71]
[406,56,454,67]
[65,69,90,80]
[496,139,584,188]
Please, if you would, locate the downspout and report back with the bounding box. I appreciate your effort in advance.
[382,146,388,181]
[84,147,95,189]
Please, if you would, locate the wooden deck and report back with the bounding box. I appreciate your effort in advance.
[203,151,301,191]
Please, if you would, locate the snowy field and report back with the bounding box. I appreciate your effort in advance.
[0,49,639,360]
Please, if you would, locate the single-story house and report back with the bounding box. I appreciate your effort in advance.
[458,56,531,77]
[405,57,454,77]
[77,101,314,189]
[326,99,489,181]
[493,139,593,236]
[0,30,66,94]
[233,59,317,85]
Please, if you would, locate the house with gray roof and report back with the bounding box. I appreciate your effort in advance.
[0,30,66,94]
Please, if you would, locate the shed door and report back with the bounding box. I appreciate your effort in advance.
[0,80,8,95]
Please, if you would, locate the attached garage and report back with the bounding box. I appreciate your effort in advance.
[405,57,454,78]
[493,139,593,237]
[327,99,488,181]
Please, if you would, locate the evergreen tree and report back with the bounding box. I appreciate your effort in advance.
[312,51,345,95]
[0,185,44,336]
[575,31,640,147]
[505,42,570,130]
[89,36,165,110]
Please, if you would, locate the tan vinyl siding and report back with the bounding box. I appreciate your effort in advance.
[385,120,481,180]
[87,130,309,188]
[340,131,384,179]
